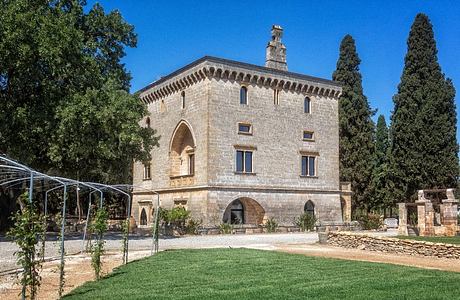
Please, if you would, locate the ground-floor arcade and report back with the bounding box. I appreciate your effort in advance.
[132,188,343,229]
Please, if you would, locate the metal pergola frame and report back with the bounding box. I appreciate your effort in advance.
[0,155,157,299]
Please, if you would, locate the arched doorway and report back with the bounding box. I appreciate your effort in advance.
[140,208,147,226]
[223,198,265,225]
[170,121,196,177]
[304,200,315,217]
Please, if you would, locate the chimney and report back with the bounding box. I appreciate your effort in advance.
[265,25,287,71]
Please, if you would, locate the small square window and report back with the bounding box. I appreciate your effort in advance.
[238,123,252,135]
[303,131,314,141]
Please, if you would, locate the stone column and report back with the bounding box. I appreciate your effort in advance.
[416,201,426,235]
[441,189,458,236]
[424,201,435,236]
[398,203,408,236]
[340,182,352,223]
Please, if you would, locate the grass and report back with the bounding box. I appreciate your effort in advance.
[396,235,460,245]
[64,248,460,300]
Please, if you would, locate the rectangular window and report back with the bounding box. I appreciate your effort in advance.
[143,163,151,180]
[238,123,252,134]
[236,150,253,173]
[303,131,314,141]
[301,156,316,177]
[188,154,195,175]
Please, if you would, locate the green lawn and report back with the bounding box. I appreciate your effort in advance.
[396,235,460,245]
[64,248,460,300]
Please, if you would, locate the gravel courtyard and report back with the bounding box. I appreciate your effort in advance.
[0,230,398,273]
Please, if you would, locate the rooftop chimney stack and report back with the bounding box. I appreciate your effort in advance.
[265,25,287,71]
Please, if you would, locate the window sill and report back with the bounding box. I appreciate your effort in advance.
[302,139,315,142]
[234,172,257,176]
[300,175,318,178]
[170,174,194,179]
[238,132,253,136]
[142,178,151,181]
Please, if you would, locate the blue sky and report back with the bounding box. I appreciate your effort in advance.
[89,0,459,134]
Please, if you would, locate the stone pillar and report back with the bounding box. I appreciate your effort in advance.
[441,189,458,236]
[416,199,435,236]
[340,182,352,223]
[398,203,408,236]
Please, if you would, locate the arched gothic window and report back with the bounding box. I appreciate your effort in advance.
[240,86,248,105]
[304,200,315,217]
[140,208,147,226]
[181,91,185,109]
[304,97,311,114]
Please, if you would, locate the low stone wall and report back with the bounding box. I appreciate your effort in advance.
[327,232,460,259]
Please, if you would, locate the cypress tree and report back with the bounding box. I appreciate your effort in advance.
[333,35,375,211]
[390,13,458,203]
[370,115,390,210]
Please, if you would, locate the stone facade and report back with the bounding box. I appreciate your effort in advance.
[328,232,460,259]
[132,26,343,228]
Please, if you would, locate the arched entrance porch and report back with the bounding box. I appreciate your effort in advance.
[223,197,265,225]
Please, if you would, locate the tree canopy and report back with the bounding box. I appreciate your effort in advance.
[389,13,458,202]
[369,115,391,210]
[0,0,158,183]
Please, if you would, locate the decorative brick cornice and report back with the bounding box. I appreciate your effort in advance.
[138,56,342,104]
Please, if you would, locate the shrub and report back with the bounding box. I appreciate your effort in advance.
[265,218,278,233]
[8,193,45,300]
[218,223,233,234]
[408,211,418,227]
[185,219,202,235]
[160,207,191,234]
[357,213,383,230]
[295,213,317,232]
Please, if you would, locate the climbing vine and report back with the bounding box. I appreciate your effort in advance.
[8,192,45,300]
[90,208,108,280]
[55,213,66,298]
[121,218,129,264]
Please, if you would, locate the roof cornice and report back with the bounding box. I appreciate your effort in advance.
[138,56,342,104]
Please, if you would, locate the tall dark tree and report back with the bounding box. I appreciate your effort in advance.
[333,35,375,211]
[389,13,458,203]
[370,115,390,210]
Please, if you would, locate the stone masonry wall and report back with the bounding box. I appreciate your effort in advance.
[132,56,342,227]
[328,232,460,259]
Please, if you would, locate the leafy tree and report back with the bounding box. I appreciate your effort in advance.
[369,115,391,210]
[332,35,375,211]
[48,80,158,184]
[389,13,458,203]
[0,1,158,222]
[0,0,156,180]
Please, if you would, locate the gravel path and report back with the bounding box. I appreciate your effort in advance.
[0,230,398,272]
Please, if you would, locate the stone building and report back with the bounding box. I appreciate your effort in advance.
[132,25,344,230]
